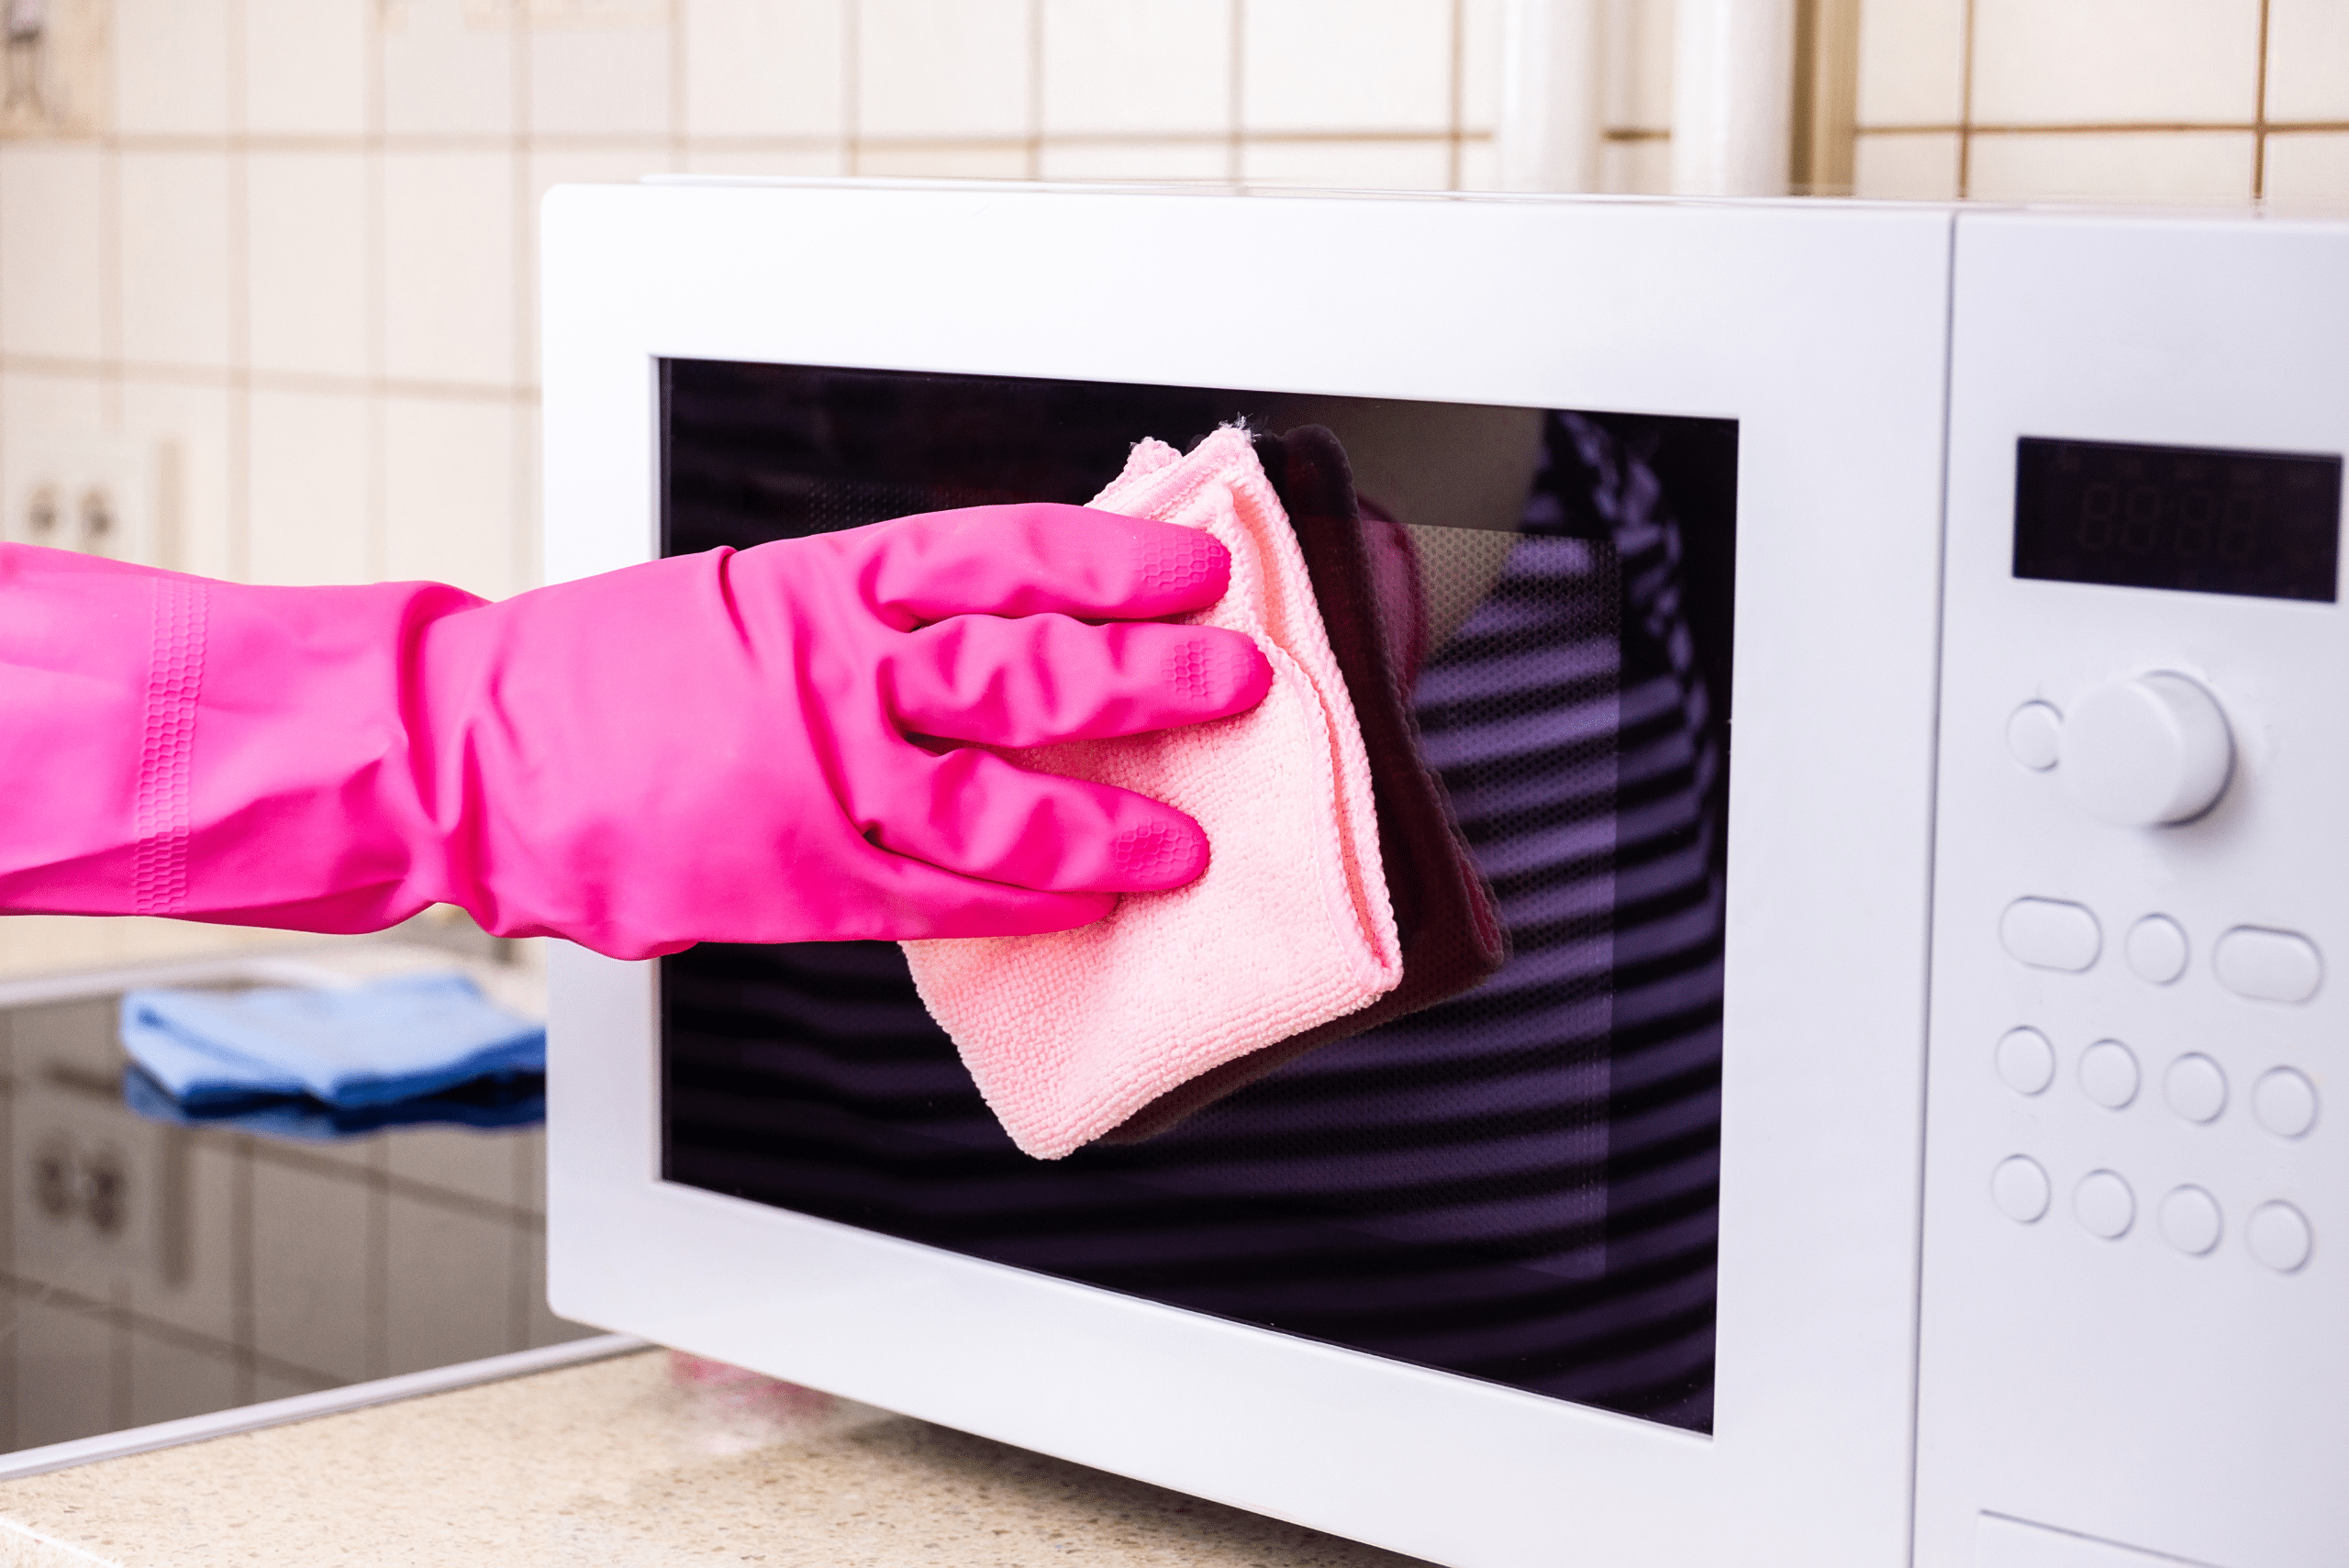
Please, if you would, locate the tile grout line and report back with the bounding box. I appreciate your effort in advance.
[229,1136,254,1407]
[0,1269,343,1394]
[1446,0,1464,191]
[1025,0,1042,181]
[512,0,534,594]
[0,354,543,406]
[366,0,388,585]
[366,1141,388,1382]
[1227,0,1245,183]
[100,126,1531,152]
[1955,0,1976,199]
[226,0,251,579]
[106,1281,131,1432]
[2252,0,2271,200]
[97,120,120,431]
[843,0,861,178]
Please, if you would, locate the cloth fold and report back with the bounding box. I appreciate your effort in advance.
[903,427,1401,1159]
[122,1064,543,1140]
[1097,427,1508,1142]
[118,971,546,1110]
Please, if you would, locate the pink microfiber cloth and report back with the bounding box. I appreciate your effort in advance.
[901,427,1402,1159]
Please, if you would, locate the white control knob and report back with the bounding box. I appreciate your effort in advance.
[2061,673,2233,827]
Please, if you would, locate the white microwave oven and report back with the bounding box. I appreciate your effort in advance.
[540,181,2346,1568]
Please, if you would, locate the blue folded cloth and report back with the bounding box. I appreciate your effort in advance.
[119,972,546,1110]
[121,1064,543,1141]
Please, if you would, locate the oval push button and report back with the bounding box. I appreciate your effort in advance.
[2125,915,2189,984]
[2007,702,2062,771]
[2214,927,2322,1004]
[1992,1156,2051,1223]
[1995,1028,2056,1095]
[2078,1040,2140,1109]
[2001,898,2102,973]
[2247,1202,2313,1273]
[2074,1170,2135,1239]
[2254,1068,2318,1139]
[2160,1185,2223,1256]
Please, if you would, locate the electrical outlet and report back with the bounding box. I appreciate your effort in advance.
[4,434,170,567]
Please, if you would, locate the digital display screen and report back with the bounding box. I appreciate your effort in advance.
[2012,437,2342,603]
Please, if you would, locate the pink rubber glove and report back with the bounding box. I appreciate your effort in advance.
[0,507,1271,960]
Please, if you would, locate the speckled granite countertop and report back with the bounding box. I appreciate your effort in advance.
[0,1350,1436,1567]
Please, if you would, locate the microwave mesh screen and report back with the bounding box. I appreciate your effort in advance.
[657,361,1736,1433]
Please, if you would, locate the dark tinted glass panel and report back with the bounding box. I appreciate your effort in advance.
[659,359,1736,1432]
[2013,436,2342,602]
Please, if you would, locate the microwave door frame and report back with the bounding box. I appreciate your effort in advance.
[541,183,1955,1568]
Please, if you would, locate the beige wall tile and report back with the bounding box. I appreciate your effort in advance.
[520,1231,597,1348]
[247,152,371,381]
[1239,137,1452,189]
[1854,0,1966,127]
[1965,129,2256,204]
[114,0,235,136]
[1854,129,1961,198]
[9,1296,117,1450]
[384,1128,522,1207]
[1459,0,1503,133]
[1599,134,1673,193]
[685,0,846,139]
[515,401,541,592]
[0,147,105,361]
[2263,130,2349,208]
[244,0,372,136]
[1970,0,2262,126]
[1242,0,1453,133]
[512,1127,546,1216]
[124,1133,240,1345]
[852,142,1031,179]
[384,151,518,388]
[680,147,851,177]
[1455,136,1499,190]
[858,0,1032,140]
[119,380,234,576]
[1602,0,1674,132]
[532,19,674,137]
[128,1331,239,1429]
[1037,139,1229,183]
[250,1153,374,1383]
[384,0,518,137]
[118,152,233,370]
[1039,0,1230,138]
[384,1195,515,1374]
[384,396,518,600]
[248,389,372,586]
[250,1364,340,1401]
[2266,0,2349,123]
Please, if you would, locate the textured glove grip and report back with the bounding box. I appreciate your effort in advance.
[132,575,207,916]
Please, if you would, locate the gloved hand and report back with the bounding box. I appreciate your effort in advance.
[0,506,1271,960]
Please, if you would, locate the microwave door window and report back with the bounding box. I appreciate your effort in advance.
[658,362,1734,1434]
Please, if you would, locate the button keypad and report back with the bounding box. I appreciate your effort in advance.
[1988,901,2320,1275]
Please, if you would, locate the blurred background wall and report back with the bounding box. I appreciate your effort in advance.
[0,0,2342,977]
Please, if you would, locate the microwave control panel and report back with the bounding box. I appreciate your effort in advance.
[1916,214,2349,1568]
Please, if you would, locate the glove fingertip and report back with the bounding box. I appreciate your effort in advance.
[1165,628,1272,719]
[1113,515,1230,613]
[1108,811,1211,892]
